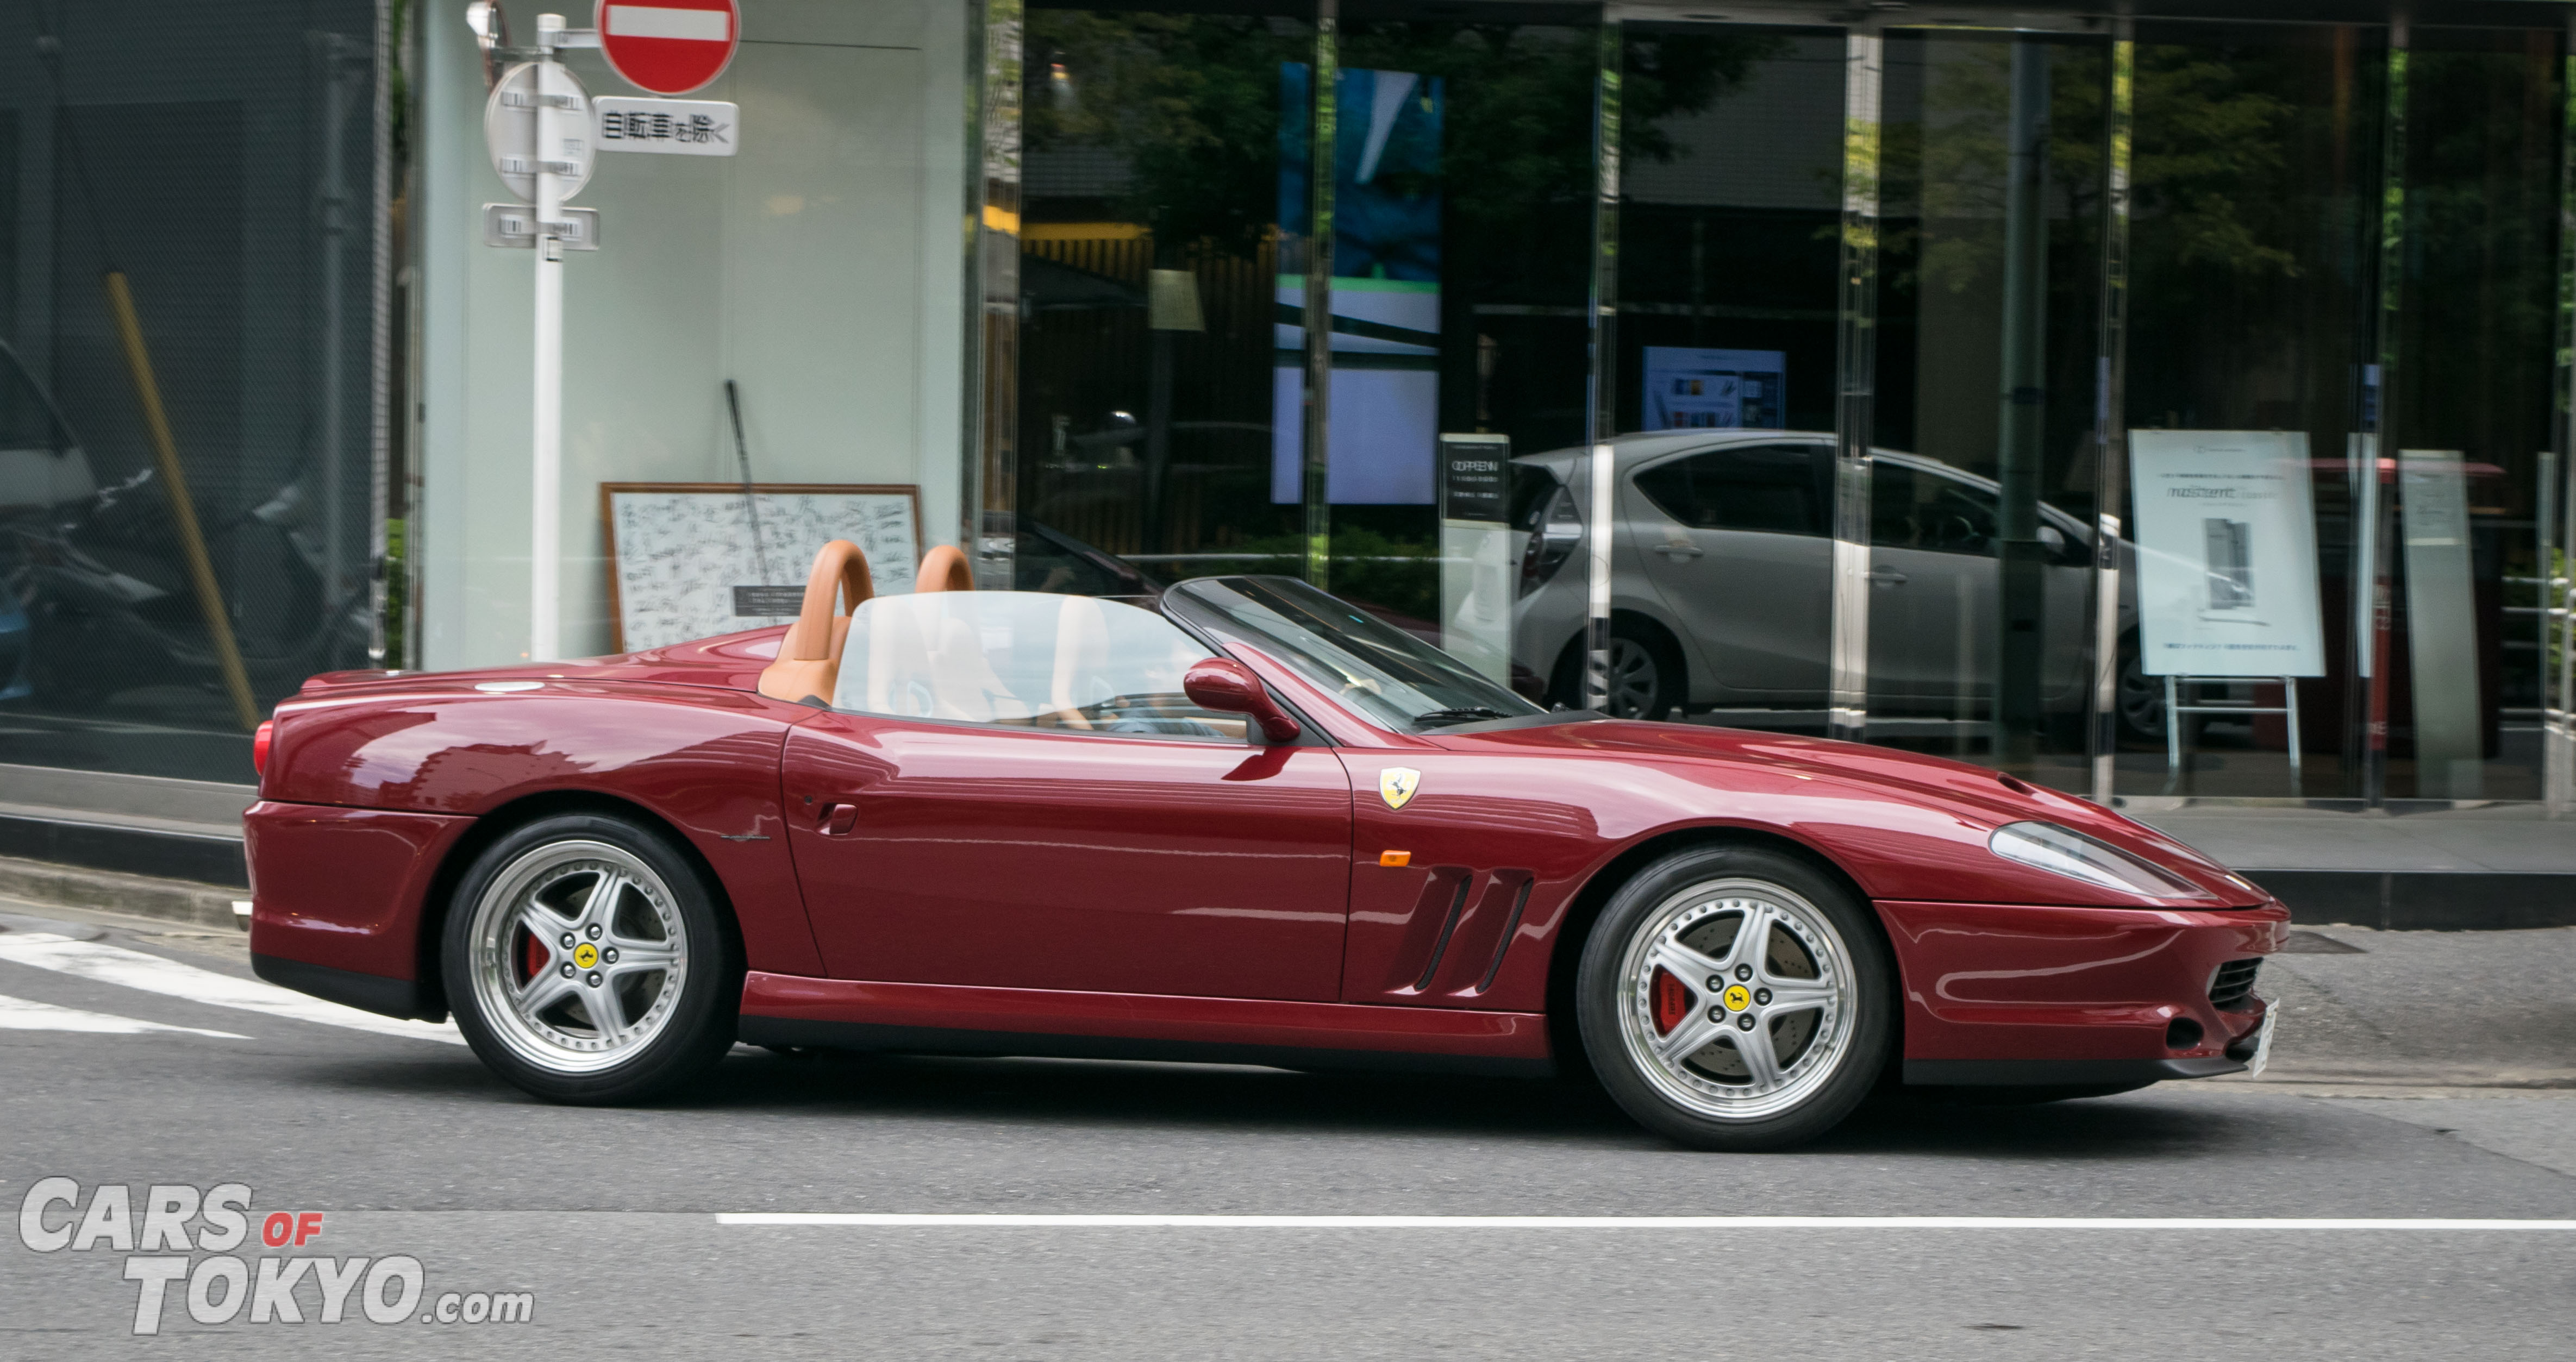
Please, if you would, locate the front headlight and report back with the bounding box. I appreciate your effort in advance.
[1987,821,2214,900]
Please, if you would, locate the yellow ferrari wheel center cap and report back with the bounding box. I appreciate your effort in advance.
[573,943,599,969]
[1722,984,1751,1012]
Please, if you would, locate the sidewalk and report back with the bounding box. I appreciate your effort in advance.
[2223,923,2576,1091]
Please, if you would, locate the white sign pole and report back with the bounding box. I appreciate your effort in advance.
[528,14,568,661]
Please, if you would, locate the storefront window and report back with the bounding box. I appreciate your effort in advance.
[2120,21,2383,800]
[2383,25,2563,800]
[0,1,386,782]
[1011,3,1315,592]
[1868,29,2111,782]
[1586,23,1847,721]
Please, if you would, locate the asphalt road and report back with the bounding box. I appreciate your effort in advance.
[2,900,2571,1360]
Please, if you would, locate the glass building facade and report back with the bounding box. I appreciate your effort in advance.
[4,0,2575,826]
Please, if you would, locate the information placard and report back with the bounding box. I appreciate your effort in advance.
[2127,430,2327,677]
[1437,433,1513,683]
[603,482,920,651]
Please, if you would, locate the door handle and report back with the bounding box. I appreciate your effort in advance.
[1655,542,1704,560]
[1865,566,1909,586]
[817,802,859,836]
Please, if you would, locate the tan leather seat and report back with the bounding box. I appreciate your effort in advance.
[756,540,874,704]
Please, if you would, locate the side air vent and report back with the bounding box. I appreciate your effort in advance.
[2208,958,2261,1010]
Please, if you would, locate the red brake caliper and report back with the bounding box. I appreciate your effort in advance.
[523,929,547,984]
[1651,968,1693,1034]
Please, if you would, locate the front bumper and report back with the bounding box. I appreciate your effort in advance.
[1877,897,2287,1085]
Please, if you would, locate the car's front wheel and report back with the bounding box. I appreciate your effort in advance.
[442,813,739,1103]
[1576,845,1893,1151]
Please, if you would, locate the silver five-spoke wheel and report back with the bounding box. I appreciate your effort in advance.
[1616,880,1856,1122]
[465,839,690,1076]
[1578,845,1892,1150]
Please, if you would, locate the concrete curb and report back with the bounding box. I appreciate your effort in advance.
[0,854,245,932]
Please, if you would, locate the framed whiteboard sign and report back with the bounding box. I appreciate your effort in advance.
[601,482,922,652]
[2127,432,2325,677]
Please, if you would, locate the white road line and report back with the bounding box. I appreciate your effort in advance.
[717,1214,2576,1231]
[0,933,461,1045]
[0,991,248,1038]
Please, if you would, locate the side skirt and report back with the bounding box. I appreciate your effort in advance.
[736,972,1555,1079]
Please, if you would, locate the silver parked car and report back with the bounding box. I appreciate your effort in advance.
[1511,431,2146,735]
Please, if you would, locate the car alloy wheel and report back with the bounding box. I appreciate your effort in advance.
[467,839,689,1074]
[1617,879,1855,1120]
[1603,637,1662,719]
[1577,845,1892,1150]
[444,813,738,1103]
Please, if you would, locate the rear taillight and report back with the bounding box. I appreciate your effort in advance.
[1517,483,1583,598]
[253,719,273,776]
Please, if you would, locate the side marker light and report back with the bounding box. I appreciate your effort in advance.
[1378,850,1411,868]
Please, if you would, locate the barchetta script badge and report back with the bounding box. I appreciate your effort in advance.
[1379,767,1422,810]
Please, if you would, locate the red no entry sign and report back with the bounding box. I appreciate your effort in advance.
[596,0,739,96]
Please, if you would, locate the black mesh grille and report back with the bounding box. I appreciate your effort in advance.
[2209,959,2262,1010]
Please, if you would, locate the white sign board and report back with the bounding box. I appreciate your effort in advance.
[604,484,921,651]
[596,97,739,155]
[484,61,595,202]
[2128,430,2327,677]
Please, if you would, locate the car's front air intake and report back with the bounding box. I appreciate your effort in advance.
[2209,958,2262,1010]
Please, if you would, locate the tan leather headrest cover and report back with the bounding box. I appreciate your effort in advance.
[917,544,974,593]
[756,539,874,702]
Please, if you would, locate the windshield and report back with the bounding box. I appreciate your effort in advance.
[1164,576,1547,732]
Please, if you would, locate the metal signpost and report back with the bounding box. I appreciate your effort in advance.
[474,4,739,662]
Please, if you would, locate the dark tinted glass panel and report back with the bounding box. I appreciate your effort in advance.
[1635,444,1828,536]
[1870,461,1998,557]
[0,1,384,781]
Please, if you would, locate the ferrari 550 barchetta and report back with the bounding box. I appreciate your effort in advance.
[248,541,2281,1150]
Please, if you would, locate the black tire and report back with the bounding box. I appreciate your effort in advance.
[2115,637,2165,746]
[1552,618,1685,721]
[1575,844,1894,1151]
[441,812,740,1104]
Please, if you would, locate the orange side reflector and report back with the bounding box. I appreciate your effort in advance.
[1378,850,1411,868]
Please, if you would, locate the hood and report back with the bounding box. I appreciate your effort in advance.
[1431,717,2267,907]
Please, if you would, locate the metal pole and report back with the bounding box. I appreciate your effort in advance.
[1300,1,1339,592]
[1993,36,2051,770]
[2089,28,2135,806]
[2361,24,2410,807]
[2164,674,2181,792]
[2285,674,2303,795]
[1584,17,1622,712]
[1828,34,1884,745]
[529,14,567,661]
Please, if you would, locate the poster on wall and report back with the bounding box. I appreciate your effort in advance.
[2127,431,2326,677]
[603,482,921,651]
[1272,63,1444,505]
[1641,348,1786,430]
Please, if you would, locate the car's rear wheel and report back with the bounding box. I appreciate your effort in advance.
[1576,845,1892,1151]
[443,813,738,1103]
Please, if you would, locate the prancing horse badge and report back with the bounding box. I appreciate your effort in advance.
[1379,767,1422,811]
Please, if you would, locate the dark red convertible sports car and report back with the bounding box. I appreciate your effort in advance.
[248,541,2283,1150]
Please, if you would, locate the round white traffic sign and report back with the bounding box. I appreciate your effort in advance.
[597,0,739,96]
[484,62,596,203]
